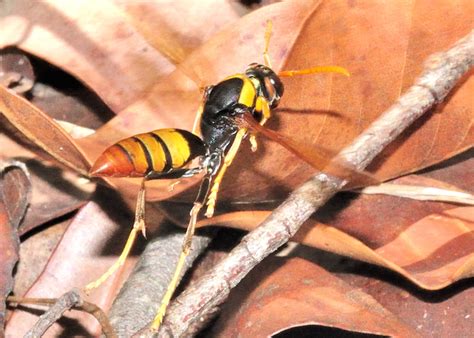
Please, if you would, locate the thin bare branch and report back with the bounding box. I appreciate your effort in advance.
[7,290,116,338]
[145,30,474,337]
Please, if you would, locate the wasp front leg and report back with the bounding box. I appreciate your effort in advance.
[204,127,247,218]
[249,96,271,152]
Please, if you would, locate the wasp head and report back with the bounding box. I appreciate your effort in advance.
[245,63,284,108]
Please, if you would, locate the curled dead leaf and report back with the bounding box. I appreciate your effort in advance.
[0,161,31,335]
[6,196,138,337]
[0,49,34,94]
[0,86,91,175]
[0,0,175,112]
[86,0,472,207]
[213,257,418,337]
[198,206,474,290]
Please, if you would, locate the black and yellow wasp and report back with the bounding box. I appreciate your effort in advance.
[86,21,351,330]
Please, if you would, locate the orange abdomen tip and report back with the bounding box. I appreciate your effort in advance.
[90,144,140,178]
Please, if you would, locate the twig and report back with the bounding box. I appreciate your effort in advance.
[107,223,214,336]
[144,30,473,337]
[7,289,116,337]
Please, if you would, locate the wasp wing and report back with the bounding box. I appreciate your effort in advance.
[236,113,379,187]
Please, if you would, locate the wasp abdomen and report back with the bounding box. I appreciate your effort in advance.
[90,128,206,178]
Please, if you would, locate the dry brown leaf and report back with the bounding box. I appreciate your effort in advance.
[198,205,474,290]
[375,207,474,286]
[0,49,34,94]
[0,129,36,160]
[84,0,319,143]
[0,86,91,175]
[0,0,174,112]
[13,218,69,300]
[196,150,474,291]
[0,0,246,113]
[358,181,474,205]
[338,263,474,338]
[213,257,418,337]
[2,1,470,206]
[218,0,473,204]
[0,1,471,334]
[0,162,30,335]
[19,159,94,236]
[0,117,91,235]
[117,0,243,67]
[83,0,472,207]
[5,198,139,337]
[30,83,115,131]
[72,0,321,203]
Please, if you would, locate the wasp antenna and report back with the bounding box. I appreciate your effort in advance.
[263,20,273,68]
[279,65,350,78]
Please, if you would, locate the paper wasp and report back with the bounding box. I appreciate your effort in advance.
[86,21,361,330]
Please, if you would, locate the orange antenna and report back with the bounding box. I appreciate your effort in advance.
[263,20,273,68]
[279,66,350,78]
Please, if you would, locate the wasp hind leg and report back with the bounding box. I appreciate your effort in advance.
[84,179,147,292]
[83,165,205,292]
[150,171,213,330]
[205,128,247,217]
[150,201,203,330]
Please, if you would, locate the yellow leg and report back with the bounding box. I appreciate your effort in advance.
[248,98,271,152]
[168,180,181,192]
[150,202,202,331]
[205,128,247,218]
[249,135,258,152]
[84,179,147,292]
[261,97,271,123]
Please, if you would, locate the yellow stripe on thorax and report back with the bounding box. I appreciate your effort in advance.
[224,74,256,108]
[155,129,191,168]
[238,76,256,107]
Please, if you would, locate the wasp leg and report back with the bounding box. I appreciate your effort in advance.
[166,167,204,191]
[168,180,180,192]
[249,135,258,152]
[84,179,147,292]
[249,96,271,152]
[205,128,247,217]
[150,201,203,331]
[150,174,212,330]
[146,167,203,180]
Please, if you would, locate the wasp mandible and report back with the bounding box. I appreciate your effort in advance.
[86,21,353,330]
